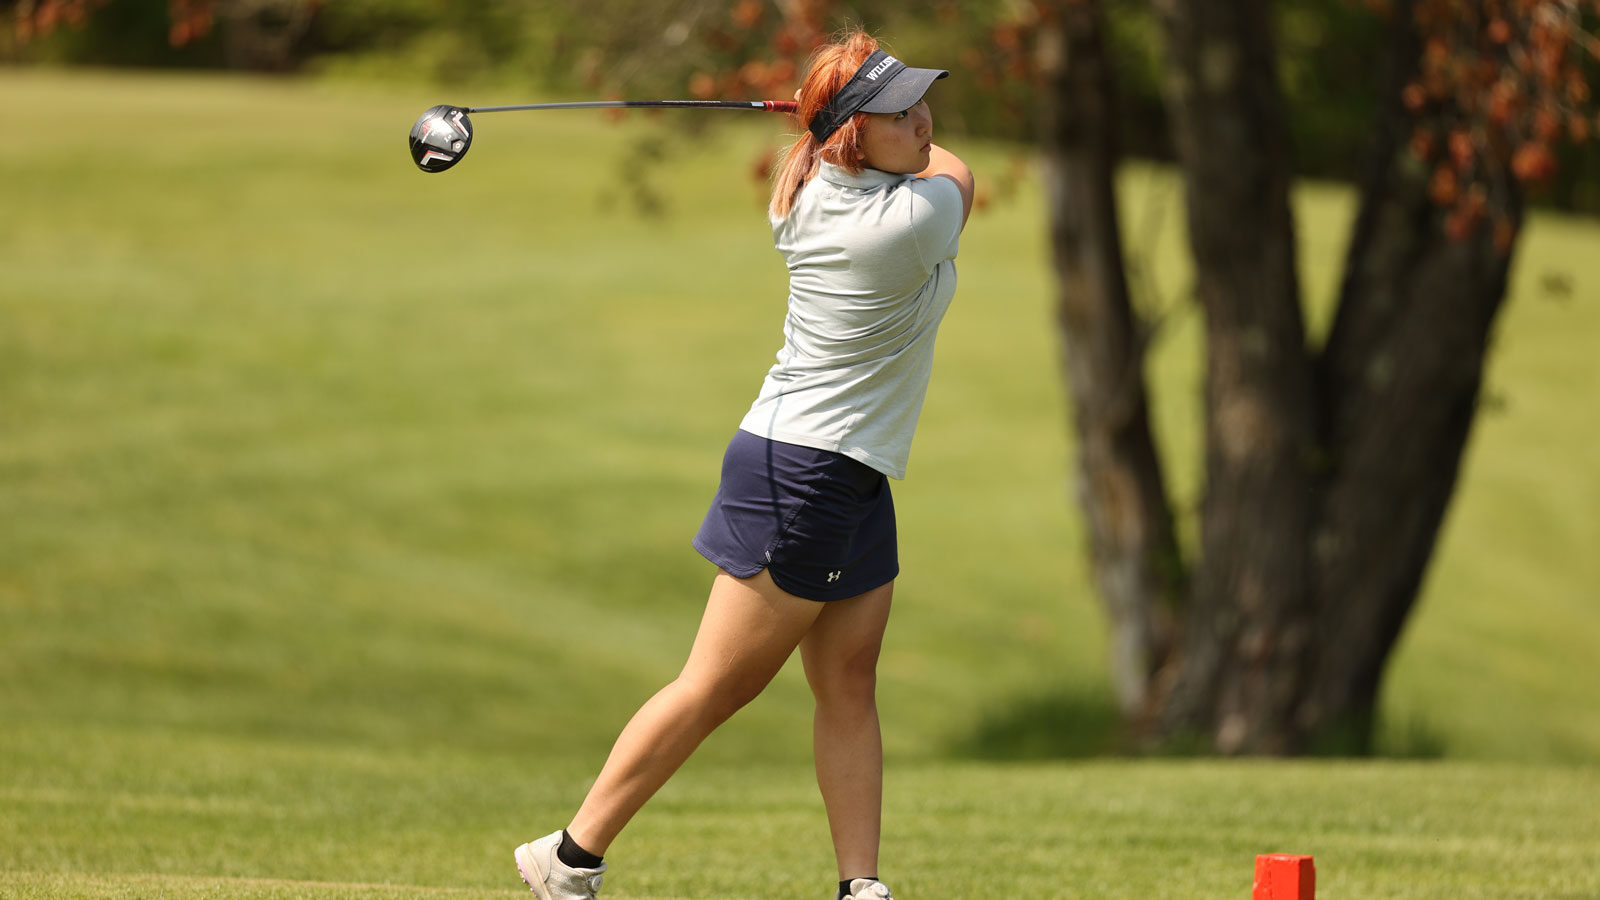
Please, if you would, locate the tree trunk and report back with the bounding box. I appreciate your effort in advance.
[219,0,317,71]
[1031,0,1523,755]
[1303,0,1521,751]
[1148,0,1321,753]
[1038,0,1183,719]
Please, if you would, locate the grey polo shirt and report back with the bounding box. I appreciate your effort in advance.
[739,162,963,479]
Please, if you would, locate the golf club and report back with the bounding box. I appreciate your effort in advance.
[408,99,799,173]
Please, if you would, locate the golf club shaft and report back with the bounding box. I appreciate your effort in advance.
[465,100,797,114]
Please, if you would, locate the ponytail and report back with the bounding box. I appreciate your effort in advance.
[769,32,878,219]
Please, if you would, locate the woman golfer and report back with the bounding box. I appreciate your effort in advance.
[515,31,973,900]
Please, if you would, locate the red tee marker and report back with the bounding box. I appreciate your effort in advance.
[1253,854,1315,900]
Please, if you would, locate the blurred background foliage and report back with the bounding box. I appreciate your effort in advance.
[7,0,1598,212]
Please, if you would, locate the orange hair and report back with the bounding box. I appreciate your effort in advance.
[769,31,879,219]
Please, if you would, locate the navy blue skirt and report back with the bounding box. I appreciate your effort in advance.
[693,430,898,602]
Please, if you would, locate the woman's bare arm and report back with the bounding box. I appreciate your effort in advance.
[918,144,975,226]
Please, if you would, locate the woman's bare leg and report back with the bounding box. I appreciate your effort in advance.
[800,580,894,881]
[564,569,823,855]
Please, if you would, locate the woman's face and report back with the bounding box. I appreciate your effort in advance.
[858,100,933,174]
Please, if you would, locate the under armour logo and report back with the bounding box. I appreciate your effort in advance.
[826,570,842,583]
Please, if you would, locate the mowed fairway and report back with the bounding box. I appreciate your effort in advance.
[2,70,1598,899]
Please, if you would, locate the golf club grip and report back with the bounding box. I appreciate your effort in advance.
[465,100,798,114]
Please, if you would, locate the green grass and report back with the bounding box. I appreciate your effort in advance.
[2,69,1598,899]
[5,727,1598,899]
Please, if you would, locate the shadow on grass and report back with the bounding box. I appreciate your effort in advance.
[1369,713,1451,759]
[944,687,1127,760]
[944,688,1451,760]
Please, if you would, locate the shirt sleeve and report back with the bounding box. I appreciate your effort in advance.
[906,175,964,273]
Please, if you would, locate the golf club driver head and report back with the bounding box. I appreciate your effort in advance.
[409,105,473,173]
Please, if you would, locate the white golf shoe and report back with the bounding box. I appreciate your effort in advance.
[844,878,894,900]
[514,830,606,900]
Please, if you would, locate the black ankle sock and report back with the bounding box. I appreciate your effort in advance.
[556,830,604,869]
[837,877,878,900]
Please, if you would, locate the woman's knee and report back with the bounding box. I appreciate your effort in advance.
[808,642,881,708]
[675,670,772,725]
